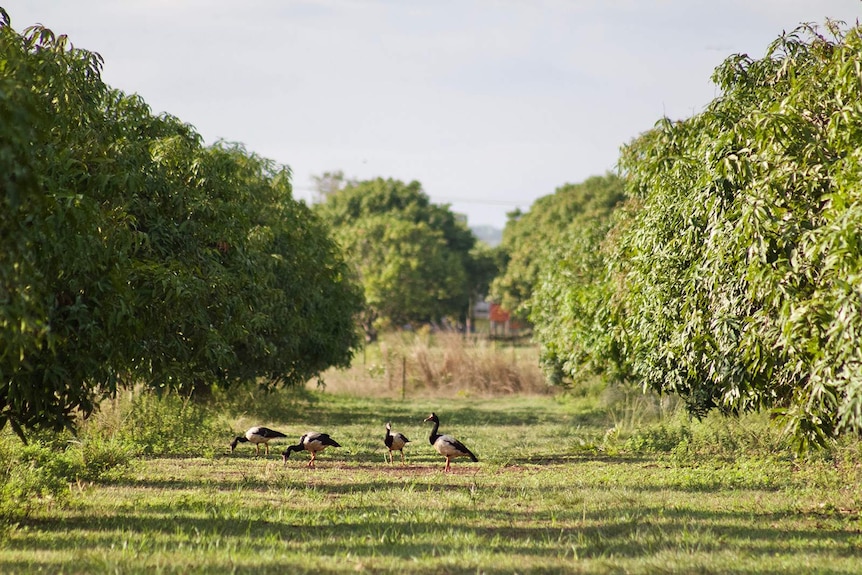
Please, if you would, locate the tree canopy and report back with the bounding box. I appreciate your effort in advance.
[0,13,362,437]
[314,177,486,339]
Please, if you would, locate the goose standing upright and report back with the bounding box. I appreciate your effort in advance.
[423,412,478,472]
[230,426,288,456]
[384,422,410,464]
[282,432,341,467]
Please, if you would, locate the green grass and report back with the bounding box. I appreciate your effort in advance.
[3,391,862,574]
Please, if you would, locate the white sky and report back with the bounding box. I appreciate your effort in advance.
[5,1,860,228]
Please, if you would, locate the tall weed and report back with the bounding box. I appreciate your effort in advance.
[0,440,72,526]
[594,384,798,462]
[617,406,797,463]
[0,432,130,529]
[83,389,226,457]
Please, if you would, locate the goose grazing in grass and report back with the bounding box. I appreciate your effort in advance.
[423,412,478,472]
[384,422,410,464]
[230,426,288,456]
[282,432,341,467]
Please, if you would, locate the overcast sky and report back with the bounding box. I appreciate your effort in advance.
[5,1,860,228]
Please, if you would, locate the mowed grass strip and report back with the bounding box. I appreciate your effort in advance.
[2,393,862,574]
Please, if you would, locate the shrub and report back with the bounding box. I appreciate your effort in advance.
[0,434,127,528]
[625,424,693,453]
[104,391,225,457]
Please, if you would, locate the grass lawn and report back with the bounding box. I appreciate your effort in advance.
[2,392,862,574]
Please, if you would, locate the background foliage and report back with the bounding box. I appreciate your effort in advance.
[490,174,626,319]
[315,177,495,340]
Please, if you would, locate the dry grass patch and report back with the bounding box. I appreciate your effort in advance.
[318,331,547,398]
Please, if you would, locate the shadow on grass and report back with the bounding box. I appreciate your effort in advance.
[105,473,787,498]
[96,451,799,500]
[9,500,862,568]
[229,390,605,430]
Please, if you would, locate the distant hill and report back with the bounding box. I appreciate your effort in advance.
[471,225,502,247]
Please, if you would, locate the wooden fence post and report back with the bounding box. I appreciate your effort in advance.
[401,356,407,400]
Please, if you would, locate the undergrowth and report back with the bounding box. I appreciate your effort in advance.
[0,387,227,528]
[0,433,129,529]
[87,390,227,457]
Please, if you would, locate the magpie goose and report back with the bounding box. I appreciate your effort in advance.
[282,432,341,467]
[384,422,410,464]
[230,426,288,456]
[423,412,477,472]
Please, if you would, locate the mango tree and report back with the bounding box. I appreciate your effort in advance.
[0,13,362,437]
[315,178,479,341]
[490,174,626,318]
[540,21,862,447]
